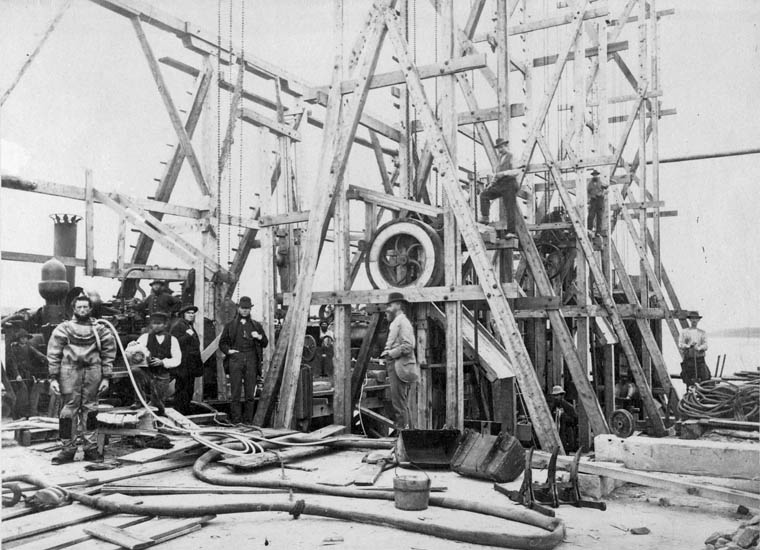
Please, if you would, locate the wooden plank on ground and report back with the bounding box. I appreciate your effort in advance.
[2,494,138,543]
[82,525,153,550]
[70,516,215,550]
[162,408,201,430]
[9,515,152,550]
[115,438,202,464]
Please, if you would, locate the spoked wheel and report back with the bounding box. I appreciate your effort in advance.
[609,409,635,438]
[366,219,443,289]
[302,334,317,363]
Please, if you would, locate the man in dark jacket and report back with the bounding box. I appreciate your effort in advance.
[478,138,521,237]
[170,305,202,414]
[7,329,48,418]
[135,280,180,320]
[219,296,268,424]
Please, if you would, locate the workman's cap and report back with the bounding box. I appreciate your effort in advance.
[238,296,253,308]
[387,291,407,304]
[16,329,29,339]
[149,311,169,322]
[494,137,509,148]
[150,280,165,286]
[179,305,199,315]
[550,385,565,396]
[590,169,600,176]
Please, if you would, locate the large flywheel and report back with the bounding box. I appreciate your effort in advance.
[366,219,443,289]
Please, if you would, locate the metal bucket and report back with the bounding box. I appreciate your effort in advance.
[393,474,431,511]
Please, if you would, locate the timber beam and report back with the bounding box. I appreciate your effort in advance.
[281,283,521,305]
[347,185,443,218]
[1,251,188,280]
[321,54,488,94]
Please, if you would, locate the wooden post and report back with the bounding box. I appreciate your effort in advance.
[116,215,126,273]
[332,0,352,429]
[637,0,651,385]
[258,128,276,375]
[193,258,205,402]
[440,0,463,431]
[84,169,95,276]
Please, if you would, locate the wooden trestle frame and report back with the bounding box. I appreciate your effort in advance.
[1,0,693,448]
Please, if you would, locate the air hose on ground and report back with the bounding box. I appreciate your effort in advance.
[5,472,565,550]
[678,378,759,421]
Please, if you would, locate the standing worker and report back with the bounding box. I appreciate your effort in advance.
[47,296,116,464]
[381,292,419,431]
[548,385,578,452]
[219,296,268,424]
[479,138,521,238]
[171,305,203,414]
[135,312,182,415]
[587,169,608,236]
[679,314,710,388]
[7,329,48,417]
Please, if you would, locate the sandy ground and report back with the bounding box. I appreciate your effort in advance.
[0,435,749,550]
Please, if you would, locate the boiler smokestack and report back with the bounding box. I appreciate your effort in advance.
[51,214,81,289]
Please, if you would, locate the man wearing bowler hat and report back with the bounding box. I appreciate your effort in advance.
[479,138,520,238]
[219,296,268,424]
[587,169,608,236]
[381,292,419,431]
[171,305,203,414]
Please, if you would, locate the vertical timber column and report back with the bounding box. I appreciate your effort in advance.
[573,29,591,450]
[193,258,205,402]
[638,0,651,384]
[333,0,352,428]
[259,128,275,374]
[441,0,462,430]
[597,20,615,418]
[494,0,515,435]
[649,0,663,356]
[199,55,227,401]
[398,0,412,200]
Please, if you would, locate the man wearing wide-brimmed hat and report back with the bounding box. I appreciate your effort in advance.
[219,296,268,424]
[478,138,519,238]
[171,305,203,414]
[381,292,419,430]
[134,280,180,320]
[587,168,608,236]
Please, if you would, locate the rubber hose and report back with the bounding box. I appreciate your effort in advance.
[192,448,565,549]
[7,473,564,550]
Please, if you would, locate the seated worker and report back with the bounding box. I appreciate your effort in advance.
[479,138,521,238]
[134,280,180,321]
[135,312,181,415]
[614,373,638,401]
[587,169,608,236]
[678,314,711,388]
[548,385,578,451]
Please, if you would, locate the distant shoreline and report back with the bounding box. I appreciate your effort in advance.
[709,327,760,338]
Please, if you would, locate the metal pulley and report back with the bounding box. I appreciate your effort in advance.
[365,219,443,289]
[609,409,635,438]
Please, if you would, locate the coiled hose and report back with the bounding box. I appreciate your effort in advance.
[677,378,759,421]
[5,471,565,550]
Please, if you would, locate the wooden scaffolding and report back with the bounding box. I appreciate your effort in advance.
[1,0,696,449]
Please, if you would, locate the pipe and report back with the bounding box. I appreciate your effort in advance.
[7,472,565,550]
[646,147,760,165]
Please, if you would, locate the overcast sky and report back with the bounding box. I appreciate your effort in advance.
[1,0,759,349]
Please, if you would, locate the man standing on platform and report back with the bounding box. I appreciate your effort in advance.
[47,296,116,464]
[171,305,203,414]
[679,314,711,388]
[587,169,608,236]
[479,138,520,238]
[136,311,181,415]
[381,292,419,431]
[219,296,268,424]
[135,280,180,321]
